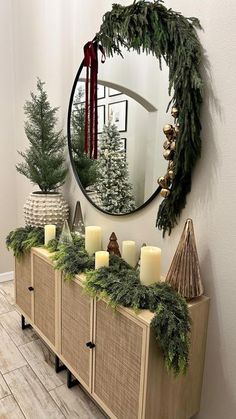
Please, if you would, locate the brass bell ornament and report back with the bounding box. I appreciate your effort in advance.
[160,188,170,198]
[168,170,174,180]
[170,141,176,151]
[163,124,173,136]
[159,107,180,199]
[158,176,170,188]
[163,140,170,150]
[171,107,179,118]
[174,123,180,134]
[157,176,166,188]
[163,149,173,160]
[169,160,174,169]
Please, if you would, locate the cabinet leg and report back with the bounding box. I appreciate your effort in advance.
[67,370,79,388]
[21,315,31,330]
[55,355,66,373]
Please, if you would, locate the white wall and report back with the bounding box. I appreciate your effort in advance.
[0,0,16,273]
[2,0,236,418]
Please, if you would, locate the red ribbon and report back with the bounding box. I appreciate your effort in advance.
[83,41,105,159]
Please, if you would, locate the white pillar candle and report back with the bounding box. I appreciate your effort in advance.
[140,246,161,285]
[85,226,102,256]
[44,224,56,245]
[122,240,136,267]
[95,251,109,269]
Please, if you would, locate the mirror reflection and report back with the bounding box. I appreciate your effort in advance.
[69,65,163,214]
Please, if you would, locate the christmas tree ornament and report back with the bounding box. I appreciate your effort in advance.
[166,219,204,299]
[72,201,85,235]
[107,232,121,257]
[59,220,73,245]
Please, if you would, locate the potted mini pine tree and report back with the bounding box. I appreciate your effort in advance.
[16,78,69,227]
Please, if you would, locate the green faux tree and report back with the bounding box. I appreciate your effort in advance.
[16,78,67,193]
[70,88,98,189]
[95,122,136,213]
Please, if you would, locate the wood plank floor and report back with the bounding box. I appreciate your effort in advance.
[0,280,105,418]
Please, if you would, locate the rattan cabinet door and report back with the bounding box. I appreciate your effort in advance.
[15,254,32,319]
[33,254,56,347]
[61,279,92,391]
[93,300,146,419]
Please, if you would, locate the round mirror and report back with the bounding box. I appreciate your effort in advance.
[68,54,170,215]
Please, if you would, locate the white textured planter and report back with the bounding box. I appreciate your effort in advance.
[24,192,69,228]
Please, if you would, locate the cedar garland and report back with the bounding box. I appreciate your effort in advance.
[95,0,203,234]
[6,226,44,258]
[85,261,191,375]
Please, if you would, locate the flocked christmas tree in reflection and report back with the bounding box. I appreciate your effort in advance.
[95,122,136,213]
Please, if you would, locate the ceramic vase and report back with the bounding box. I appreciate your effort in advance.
[24,192,69,227]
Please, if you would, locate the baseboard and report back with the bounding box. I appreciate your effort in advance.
[0,271,14,283]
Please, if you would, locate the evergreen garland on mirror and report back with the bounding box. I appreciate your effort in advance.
[95,122,136,213]
[96,0,203,234]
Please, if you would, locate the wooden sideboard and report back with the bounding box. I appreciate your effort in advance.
[15,247,209,419]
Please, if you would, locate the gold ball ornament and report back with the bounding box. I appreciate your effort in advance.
[171,107,179,118]
[160,188,170,198]
[163,124,173,136]
[163,149,173,160]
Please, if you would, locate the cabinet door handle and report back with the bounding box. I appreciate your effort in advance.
[86,341,96,349]
[28,286,34,291]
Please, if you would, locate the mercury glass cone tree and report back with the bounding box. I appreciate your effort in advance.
[59,220,73,245]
